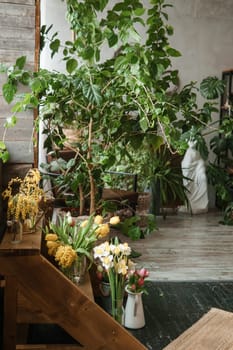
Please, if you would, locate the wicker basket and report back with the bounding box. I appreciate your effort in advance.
[136,192,151,213]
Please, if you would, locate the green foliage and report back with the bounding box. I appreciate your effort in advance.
[200,76,226,100]
[115,216,142,240]
[0,0,222,213]
[0,141,10,163]
[207,163,233,206]
[220,202,233,225]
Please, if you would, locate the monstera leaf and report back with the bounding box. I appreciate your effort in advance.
[200,76,226,100]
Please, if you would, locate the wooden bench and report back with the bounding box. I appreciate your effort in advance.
[163,308,233,349]
[0,227,146,350]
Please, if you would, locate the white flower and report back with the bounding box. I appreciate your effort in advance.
[93,241,110,259]
[119,242,131,256]
[101,254,114,270]
[66,211,73,225]
[109,243,121,256]
[115,258,128,275]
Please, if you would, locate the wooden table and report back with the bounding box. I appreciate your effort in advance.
[163,308,233,350]
[0,227,146,350]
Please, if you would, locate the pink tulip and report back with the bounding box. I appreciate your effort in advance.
[138,268,148,278]
[137,277,145,286]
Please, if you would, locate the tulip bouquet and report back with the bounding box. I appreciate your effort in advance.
[45,212,120,269]
[126,267,149,294]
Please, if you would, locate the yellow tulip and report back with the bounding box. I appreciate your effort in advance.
[94,215,103,225]
[96,224,110,238]
[45,233,58,241]
[80,219,88,228]
[109,216,120,225]
[46,241,60,255]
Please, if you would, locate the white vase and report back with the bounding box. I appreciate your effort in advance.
[124,286,145,329]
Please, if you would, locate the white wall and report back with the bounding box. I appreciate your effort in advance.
[40,0,71,72]
[168,0,233,87]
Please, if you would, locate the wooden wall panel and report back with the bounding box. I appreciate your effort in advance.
[0,0,36,168]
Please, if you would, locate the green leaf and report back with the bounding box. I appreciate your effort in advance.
[166,25,174,35]
[82,83,102,105]
[166,47,181,57]
[11,102,23,113]
[200,76,226,100]
[4,115,17,128]
[50,39,60,58]
[82,46,95,60]
[66,58,78,74]
[2,82,17,104]
[99,0,109,11]
[15,56,26,69]
[128,27,141,42]
[139,117,149,132]
[0,141,6,149]
[0,141,9,163]
[112,3,125,11]
[134,7,145,16]
[21,71,31,85]
[30,78,42,92]
[107,32,118,47]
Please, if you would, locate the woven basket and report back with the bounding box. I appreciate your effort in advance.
[136,192,151,213]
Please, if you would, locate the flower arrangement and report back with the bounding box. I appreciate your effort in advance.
[2,168,45,230]
[45,212,120,270]
[93,237,132,324]
[126,267,149,294]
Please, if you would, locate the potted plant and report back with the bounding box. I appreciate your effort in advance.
[0,0,221,219]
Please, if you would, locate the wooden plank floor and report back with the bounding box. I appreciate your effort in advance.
[120,211,233,282]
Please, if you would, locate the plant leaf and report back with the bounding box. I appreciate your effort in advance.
[66,58,78,74]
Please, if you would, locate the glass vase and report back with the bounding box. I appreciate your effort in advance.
[64,255,87,285]
[109,277,125,325]
[112,296,125,325]
[8,220,23,244]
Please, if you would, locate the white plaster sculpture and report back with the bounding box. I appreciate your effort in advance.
[179,140,208,214]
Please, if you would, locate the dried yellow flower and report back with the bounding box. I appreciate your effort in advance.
[2,168,44,225]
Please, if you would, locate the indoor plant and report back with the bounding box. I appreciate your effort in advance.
[0,1,222,218]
